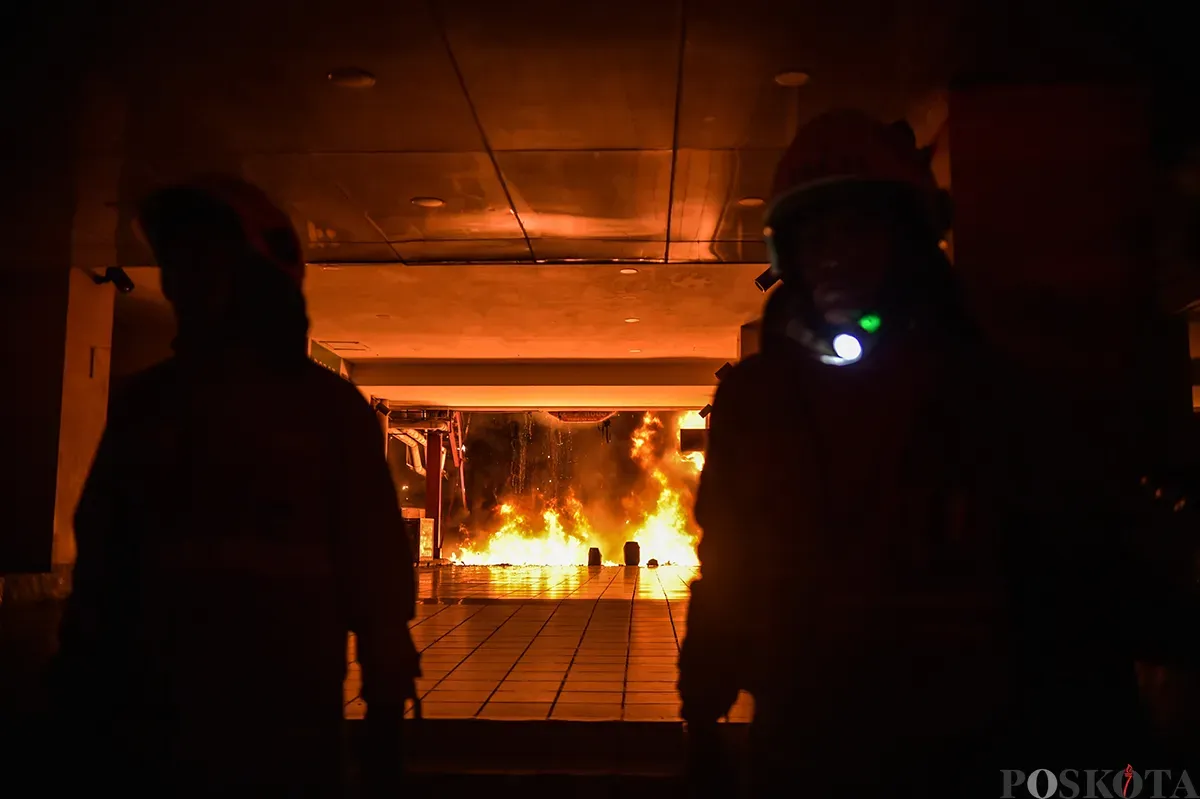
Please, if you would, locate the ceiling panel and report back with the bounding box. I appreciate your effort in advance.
[529,240,667,262]
[305,242,400,263]
[315,153,523,243]
[298,263,768,360]
[678,0,955,149]
[669,149,780,243]
[498,151,672,240]
[710,240,770,264]
[668,241,770,264]
[438,0,682,150]
[392,240,534,263]
[123,0,483,153]
[240,155,393,261]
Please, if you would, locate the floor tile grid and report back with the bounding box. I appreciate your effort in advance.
[346,565,606,714]
[415,567,621,720]
[544,568,619,719]
[621,566,680,721]
[344,602,492,718]
[345,566,752,722]
[416,566,598,602]
[644,565,753,724]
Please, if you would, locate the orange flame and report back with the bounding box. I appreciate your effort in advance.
[452,412,704,566]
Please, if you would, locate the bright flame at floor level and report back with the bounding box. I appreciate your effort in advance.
[452,503,618,566]
[451,413,701,567]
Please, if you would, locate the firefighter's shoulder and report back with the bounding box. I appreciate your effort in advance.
[714,353,791,398]
[299,359,382,423]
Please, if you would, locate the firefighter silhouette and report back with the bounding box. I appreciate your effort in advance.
[52,176,419,796]
[678,111,1011,797]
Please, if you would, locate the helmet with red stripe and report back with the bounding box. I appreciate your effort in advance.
[137,175,303,285]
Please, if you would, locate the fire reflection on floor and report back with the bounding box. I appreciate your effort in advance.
[344,565,753,723]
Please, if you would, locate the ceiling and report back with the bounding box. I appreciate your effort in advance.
[86,0,1184,407]
[76,0,979,267]
[123,262,765,359]
[11,0,1191,273]
[121,262,763,407]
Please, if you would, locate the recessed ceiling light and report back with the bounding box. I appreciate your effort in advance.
[619,268,639,274]
[327,67,376,88]
[629,348,642,353]
[624,318,640,324]
[736,197,765,207]
[774,71,811,87]
[411,197,445,208]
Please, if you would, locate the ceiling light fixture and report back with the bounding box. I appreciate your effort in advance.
[624,318,640,324]
[411,197,445,208]
[619,268,639,274]
[629,349,642,353]
[736,197,765,208]
[773,71,811,87]
[327,67,376,88]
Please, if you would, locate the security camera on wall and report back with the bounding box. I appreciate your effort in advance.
[92,267,135,294]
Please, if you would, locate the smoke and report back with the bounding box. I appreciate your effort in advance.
[454,410,696,557]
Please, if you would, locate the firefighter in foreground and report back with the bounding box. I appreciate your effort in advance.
[678,110,1012,795]
[52,177,419,796]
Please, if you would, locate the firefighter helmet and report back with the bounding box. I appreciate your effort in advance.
[138,175,304,285]
[762,110,953,366]
[766,109,948,247]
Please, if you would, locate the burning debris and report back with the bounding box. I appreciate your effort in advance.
[450,411,707,567]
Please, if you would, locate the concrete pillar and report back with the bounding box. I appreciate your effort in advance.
[947,83,1199,758]
[1,269,114,589]
[948,84,1191,465]
[1,83,120,599]
[950,84,1154,368]
[1190,317,1200,410]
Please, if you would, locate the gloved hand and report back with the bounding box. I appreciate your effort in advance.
[678,633,741,725]
[677,579,742,725]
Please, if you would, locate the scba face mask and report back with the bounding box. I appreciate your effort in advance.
[765,182,915,367]
[767,279,883,367]
[784,309,883,366]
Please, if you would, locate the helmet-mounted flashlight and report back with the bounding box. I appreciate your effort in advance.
[800,313,882,366]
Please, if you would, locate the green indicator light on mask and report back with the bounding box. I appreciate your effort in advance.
[858,314,882,334]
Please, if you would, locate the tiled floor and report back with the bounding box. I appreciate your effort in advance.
[344,565,753,723]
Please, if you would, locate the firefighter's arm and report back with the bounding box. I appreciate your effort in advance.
[335,396,420,713]
[692,376,750,602]
[679,378,746,724]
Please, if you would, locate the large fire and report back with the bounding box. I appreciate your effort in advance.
[452,411,708,567]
